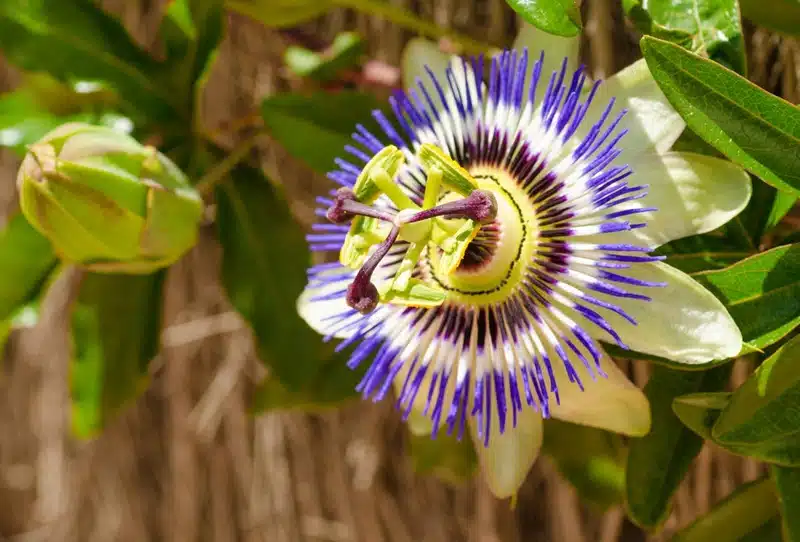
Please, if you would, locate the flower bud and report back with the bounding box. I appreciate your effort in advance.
[17,123,203,274]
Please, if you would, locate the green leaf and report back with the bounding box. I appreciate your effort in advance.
[710,335,800,466]
[655,235,752,274]
[771,465,800,540]
[625,365,730,530]
[216,163,352,397]
[641,36,800,197]
[693,244,800,350]
[0,0,179,120]
[671,478,780,542]
[285,32,365,82]
[542,420,626,510]
[251,342,362,412]
[70,271,165,438]
[740,0,800,38]
[261,91,384,174]
[672,391,730,440]
[624,0,746,74]
[765,190,798,233]
[0,213,58,322]
[158,0,224,119]
[410,432,477,485]
[225,0,332,28]
[505,0,582,37]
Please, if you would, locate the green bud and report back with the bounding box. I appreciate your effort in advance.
[17,123,203,274]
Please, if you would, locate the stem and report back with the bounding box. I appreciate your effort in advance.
[330,0,499,56]
[195,133,263,196]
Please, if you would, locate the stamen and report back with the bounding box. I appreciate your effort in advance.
[400,189,498,225]
[326,187,394,224]
[346,225,400,314]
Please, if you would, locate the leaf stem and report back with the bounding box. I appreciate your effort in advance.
[195,133,262,196]
[330,0,499,55]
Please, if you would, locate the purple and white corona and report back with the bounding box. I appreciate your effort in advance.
[299,30,749,496]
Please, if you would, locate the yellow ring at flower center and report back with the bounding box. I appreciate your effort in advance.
[426,166,539,306]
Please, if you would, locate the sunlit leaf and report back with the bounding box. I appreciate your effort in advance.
[261,91,384,174]
[671,478,780,541]
[625,0,746,74]
[709,334,800,465]
[0,213,58,322]
[0,213,57,355]
[542,420,626,510]
[70,271,165,438]
[505,0,582,37]
[626,365,730,530]
[642,37,800,197]
[225,0,332,28]
[693,244,800,350]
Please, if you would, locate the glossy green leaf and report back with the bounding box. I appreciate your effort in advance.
[641,37,800,197]
[261,91,384,174]
[626,365,730,530]
[226,0,332,28]
[625,0,745,74]
[505,0,582,37]
[740,0,800,38]
[693,244,800,350]
[70,271,165,438]
[410,431,477,486]
[542,420,626,510]
[217,164,353,397]
[710,335,800,465]
[0,0,179,120]
[285,32,365,81]
[671,478,780,542]
[771,465,800,540]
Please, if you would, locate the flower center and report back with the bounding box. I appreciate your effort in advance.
[424,166,538,306]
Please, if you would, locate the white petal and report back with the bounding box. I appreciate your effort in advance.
[578,59,685,157]
[587,152,753,249]
[297,267,356,340]
[550,350,650,436]
[469,405,543,498]
[401,38,453,92]
[512,21,581,83]
[606,262,742,364]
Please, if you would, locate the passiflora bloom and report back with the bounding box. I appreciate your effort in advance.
[298,26,750,497]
